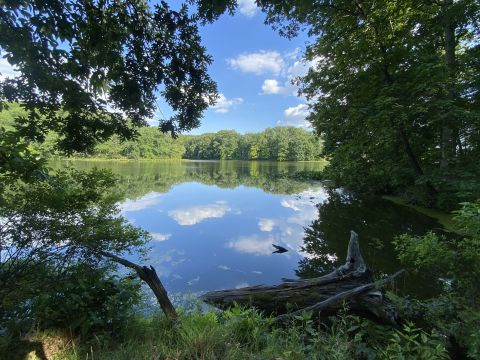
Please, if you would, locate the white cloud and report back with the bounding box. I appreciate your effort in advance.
[261,79,282,94]
[168,201,233,226]
[285,103,309,119]
[0,57,19,80]
[238,0,258,17]
[211,93,243,113]
[258,218,277,232]
[119,192,162,213]
[281,188,328,212]
[280,198,301,212]
[259,52,321,98]
[150,233,171,242]
[261,78,299,96]
[228,51,285,75]
[277,103,311,129]
[227,235,274,256]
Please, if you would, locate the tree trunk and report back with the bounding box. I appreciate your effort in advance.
[441,0,456,169]
[201,231,403,326]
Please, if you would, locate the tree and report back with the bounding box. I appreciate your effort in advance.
[252,0,480,208]
[0,0,217,180]
[0,169,152,330]
[0,0,226,330]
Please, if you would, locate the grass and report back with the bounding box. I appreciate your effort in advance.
[8,308,357,360]
[6,306,449,360]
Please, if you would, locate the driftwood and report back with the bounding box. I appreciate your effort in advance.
[100,251,177,320]
[201,231,403,326]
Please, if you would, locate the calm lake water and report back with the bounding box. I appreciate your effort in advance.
[57,160,442,299]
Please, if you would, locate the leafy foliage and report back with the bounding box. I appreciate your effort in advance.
[80,126,322,161]
[183,126,322,161]
[0,0,217,179]
[0,106,323,161]
[253,0,480,209]
[9,264,141,337]
[394,201,480,357]
[0,168,149,340]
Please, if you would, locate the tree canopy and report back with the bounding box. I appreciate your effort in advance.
[255,0,480,208]
[0,0,217,180]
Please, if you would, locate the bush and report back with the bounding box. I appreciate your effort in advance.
[31,264,142,337]
[394,201,480,357]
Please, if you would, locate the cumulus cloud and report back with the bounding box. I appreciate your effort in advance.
[0,58,19,80]
[226,235,274,256]
[238,0,258,17]
[258,52,316,95]
[150,233,171,242]
[168,201,233,226]
[228,51,285,75]
[261,79,282,94]
[211,93,243,113]
[258,218,277,232]
[277,103,311,129]
[119,192,162,213]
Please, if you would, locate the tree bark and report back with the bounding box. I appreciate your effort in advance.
[441,0,457,169]
[100,251,177,321]
[201,231,402,326]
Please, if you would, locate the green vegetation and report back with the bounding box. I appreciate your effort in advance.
[393,201,480,358]
[0,0,216,181]
[383,195,457,232]
[257,0,480,210]
[53,159,326,199]
[0,169,149,347]
[183,127,322,161]
[76,126,322,161]
[0,105,322,161]
[1,1,480,359]
[5,307,448,360]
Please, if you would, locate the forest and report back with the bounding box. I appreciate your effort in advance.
[0,103,322,161]
[1,0,479,359]
[80,126,322,161]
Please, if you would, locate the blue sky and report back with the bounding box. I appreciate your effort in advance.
[0,1,315,135]
[159,0,314,134]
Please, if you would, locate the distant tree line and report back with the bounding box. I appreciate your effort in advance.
[0,105,322,161]
[83,126,322,161]
[183,127,322,161]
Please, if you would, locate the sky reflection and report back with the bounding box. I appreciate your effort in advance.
[120,181,327,293]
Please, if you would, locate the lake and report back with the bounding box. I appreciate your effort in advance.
[56,159,442,299]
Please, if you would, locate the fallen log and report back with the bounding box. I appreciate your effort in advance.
[201,231,402,326]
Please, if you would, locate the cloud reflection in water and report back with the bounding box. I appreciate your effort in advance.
[168,201,236,226]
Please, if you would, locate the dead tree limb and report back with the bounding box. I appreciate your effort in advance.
[201,231,403,326]
[100,251,177,321]
[273,269,405,323]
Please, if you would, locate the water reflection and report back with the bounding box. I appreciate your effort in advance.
[56,160,442,298]
[119,180,327,293]
[298,190,441,297]
[168,201,238,226]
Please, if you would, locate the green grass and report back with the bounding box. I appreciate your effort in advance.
[9,307,448,360]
